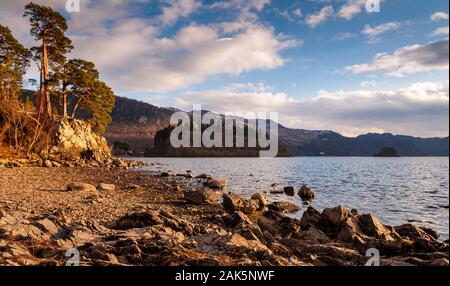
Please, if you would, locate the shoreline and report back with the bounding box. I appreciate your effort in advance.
[0,160,449,266]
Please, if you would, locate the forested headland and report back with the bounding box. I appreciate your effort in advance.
[0,3,115,158]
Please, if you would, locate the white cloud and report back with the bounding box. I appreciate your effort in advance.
[362,22,401,37]
[431,12,449,21]
[0,0,65,43]
[174,82,296,112]
[173,81,449,137]
[159,0,202,26]
[331,32,356,42]
[305,6,334,28]
[344,39,449,77]
[431,27,449,37]
[293,8,302,17]
[338,0,366,20]
[305,0,385,27]
[361,22,401,43]
[77,22,299,93]
[276,7,302,22]
[360,80,377,87]
[209,0,271,23]
[211,0,271,11]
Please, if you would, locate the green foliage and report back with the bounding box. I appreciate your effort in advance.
[23,2,73,68]
[83,80,116,133]
[0,25,31,88]
[0,24,30,102]
[63,59,116,133]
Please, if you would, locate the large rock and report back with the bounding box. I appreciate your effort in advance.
[394,224,439,242]
[226,211,266,244]
[190,232,269,257]
[113,210,194,236]
[283,186,296,196]
[319,206,350,236]
[258,211,302,238]
[222,193,259,214]
[298,226,330,244]
[113,211,163,230]
[203,179,227,190]
[268,201,300,214]
[97,183,116,191]
[251,193,269,208]
[337,213,400,244]
[48,118,111,162]
[298,185,315,201]
[112,158,127,168]
[43,160,53,168]
[225,233,269,254]
[300,243,363,266]
[34,219,59,237]
[357,214,399,241]
[337,216,368,244]
[183,189,220,205]
[0,212,48,241]
[161,170,174,177]
[300,206,321,228]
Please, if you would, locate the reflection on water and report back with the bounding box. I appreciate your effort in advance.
[136,157,449,240]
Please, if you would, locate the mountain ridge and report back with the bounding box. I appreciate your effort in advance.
[105,96,448,157]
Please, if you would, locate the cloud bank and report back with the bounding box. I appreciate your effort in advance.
[173,81,449,137]
[344,39,449,77]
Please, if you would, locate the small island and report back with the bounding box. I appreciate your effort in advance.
[374,147,400,157]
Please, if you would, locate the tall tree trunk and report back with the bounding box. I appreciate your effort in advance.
[38,56,44,116]
[42,36,51,118]
[71,97,82,118]
[62,86,68,118]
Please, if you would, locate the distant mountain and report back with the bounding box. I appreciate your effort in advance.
[279,127,449,156]
[104,96,174,155]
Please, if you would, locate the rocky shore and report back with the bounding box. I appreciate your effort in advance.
[0,159,448,266]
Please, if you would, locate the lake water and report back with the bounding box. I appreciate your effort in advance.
[134,157,449,240]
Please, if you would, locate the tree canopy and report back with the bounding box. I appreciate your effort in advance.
[24,2,73,67]
[61,59,115,133]
[24,2,73,117]
[0,25,31,83]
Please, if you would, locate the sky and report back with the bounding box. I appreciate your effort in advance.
[0,0,449,137]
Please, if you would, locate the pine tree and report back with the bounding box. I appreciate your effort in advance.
[83,80,115,133]
[24,2,73,119]
[0,25,31,89]
[63,59,115,133]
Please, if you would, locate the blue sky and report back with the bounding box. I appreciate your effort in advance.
[0,0,449,137]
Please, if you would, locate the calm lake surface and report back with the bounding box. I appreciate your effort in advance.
[134,157,449,240]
